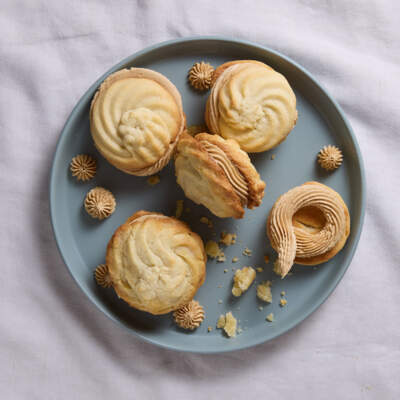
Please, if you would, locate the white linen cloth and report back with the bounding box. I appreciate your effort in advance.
[1,0,399,398]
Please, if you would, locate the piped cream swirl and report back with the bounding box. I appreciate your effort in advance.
[199,140,248,205]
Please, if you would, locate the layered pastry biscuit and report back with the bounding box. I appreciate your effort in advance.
[175,132,266,218]
[90,68,185,176]
[205,60,297,152]
[267,182,350,278]
[106,211,206,315]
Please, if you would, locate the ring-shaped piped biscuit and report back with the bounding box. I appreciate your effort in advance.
[267,182,350,278]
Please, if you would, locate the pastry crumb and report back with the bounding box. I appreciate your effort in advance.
[218,299,223,304]
[232,257,239,263]
[200,216,213,228]
[175,200,184,218]
[205,240,221,258]
[258,306,264,311]
[232,267,256,297]
[207,326,213,332]
[217,252,226,263]
[223,269,228,273]
[220,231,236,246]
[257,280,272,303]
[243,248,252,256]
[216,312,237,338]
[266,313,274,322]
[280,298,287,307]
[256,267,264,273]
[146,175,160,186]
[216,315,226,329]
[281,291,286,296]
[237,327,243,334]
[217,284,222,288]
[271,154,276,160]
[264,255,270,264]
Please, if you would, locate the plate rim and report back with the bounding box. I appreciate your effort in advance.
[49,36,366,354]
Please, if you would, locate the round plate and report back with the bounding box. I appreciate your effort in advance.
[50,37,365,353]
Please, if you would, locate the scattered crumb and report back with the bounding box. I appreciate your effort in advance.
[257,280,272,303]
[185,207,191,213]
[217,312,236,338]
[232,257,239,263]
[216,315,226,329]
[207,326,213,332]
[266,313,274,322]
[256,267,264,273]
[217,252,226,262]
[281,291,286,296]
[258,306,264,311]
[232,267,256,297]
[271,154,276,160]
[217,284,222,288]
[243,248,252,256]
[218,299,223,304]
[200,216,213,228]
[146,175,160,186]
[237,327,243,334]
[280,298,287,307]
[220,231,236,246]
[223,269,228,273]
[264,255,270,264]
[175,200,184,218]
[205,240,221,258]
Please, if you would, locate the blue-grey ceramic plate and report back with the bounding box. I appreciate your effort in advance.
[50,37,365,353]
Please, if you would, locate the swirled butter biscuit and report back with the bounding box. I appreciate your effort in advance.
[175,132,265,218]
[267,182,350,278]
[106,211,206,314]
[90,68,185,175]
[206,60,297,153]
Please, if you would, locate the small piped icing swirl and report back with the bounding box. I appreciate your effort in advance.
[199,139,248,205]
[268,183,347,278]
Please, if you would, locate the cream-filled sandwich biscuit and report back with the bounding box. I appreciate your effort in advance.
[206,60,297,153]
[90,68,185,175]
[175,132,265,218]
[106,211,206,314]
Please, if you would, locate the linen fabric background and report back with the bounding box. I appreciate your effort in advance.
[1,1,399,399]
